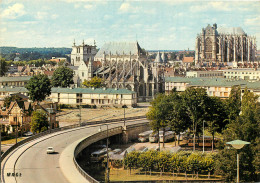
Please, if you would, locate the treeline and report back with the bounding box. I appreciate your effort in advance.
[124,151,215,178]
[0,47,71,61]
[5,59,57,67]
[146,87,259,182]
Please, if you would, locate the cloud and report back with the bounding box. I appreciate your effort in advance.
[51,14,59,19]
[35,12,48,20]
[0,28,7,33]
[118,2,132,13]
[84,4,94,9]
[245,16,260,26]
[1,3,26,19]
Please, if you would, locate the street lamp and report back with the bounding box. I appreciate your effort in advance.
[98,124,109,183]
[122,105,126,127]
[226,140,250,183]
[203,120,205,153]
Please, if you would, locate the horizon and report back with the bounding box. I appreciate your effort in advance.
[0,0,259,50]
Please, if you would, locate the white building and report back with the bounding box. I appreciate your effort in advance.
[186,70,224,78]
[0,86,137,107]
[222,68,260,80]
[165,77,260,101]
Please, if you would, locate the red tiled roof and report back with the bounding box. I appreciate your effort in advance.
[182,57,194,63]
[44,70,54,76]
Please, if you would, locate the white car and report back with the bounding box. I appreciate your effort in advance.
[46,147,55,154]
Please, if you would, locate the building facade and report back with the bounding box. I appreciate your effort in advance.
[70,40,97,66]
[165,77,260,101]
[0,87,137,107]
[186,70,224,78]
[94,42,164,102]
[222,68,260,80]
[195,24,257,65]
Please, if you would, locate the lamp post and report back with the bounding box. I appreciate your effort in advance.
[98,124,109,183]
[203,120,205,153]
[123,105,126,127]
[226,140,250,183]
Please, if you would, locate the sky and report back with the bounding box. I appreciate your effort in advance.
[0,0,259,50]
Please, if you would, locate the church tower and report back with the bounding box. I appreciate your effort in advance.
[70,40,97,66]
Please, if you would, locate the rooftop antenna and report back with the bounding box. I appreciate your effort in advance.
[73,39,75,46]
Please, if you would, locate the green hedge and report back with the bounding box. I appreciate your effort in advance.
[124,150,216,175]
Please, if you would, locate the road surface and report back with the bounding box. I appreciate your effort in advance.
[1,118,148,183]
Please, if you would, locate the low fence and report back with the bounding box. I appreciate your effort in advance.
[73,126,123,183]
[1,115,146,160]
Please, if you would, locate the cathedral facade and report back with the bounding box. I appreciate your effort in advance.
[94,42,164,102]
[195,24,257,65]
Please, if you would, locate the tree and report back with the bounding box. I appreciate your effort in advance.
[30,110,49,133]
[225,86,241,122]
[168,91,190,145]
[215,88,259,182]
[147,94,171,149]
[25,74,51,102]
[0,58,8,76]
[181,87,208,151]
[205,97,227,151]
[4,95,23,108]
[82,76,104,88]
[51,66,74,87]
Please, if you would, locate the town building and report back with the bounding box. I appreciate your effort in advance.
[195,24,257,65]
[165,77,260,101]
[186,70,224,78]
[0,86,137,107]
[222,68,260,80]
[0,76,32,87]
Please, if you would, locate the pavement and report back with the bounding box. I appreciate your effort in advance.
[1,118,148,183]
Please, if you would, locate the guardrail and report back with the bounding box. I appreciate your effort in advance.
[73,126,123,183]
[1,115,146,160]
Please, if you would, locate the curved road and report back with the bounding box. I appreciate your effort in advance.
[1,118,148,183]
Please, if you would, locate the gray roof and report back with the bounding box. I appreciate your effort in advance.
[0,76,32,82]
[0,86,135,94]
[165,77,260,90]
[95,42,141,58]
[155,51,163,63]
[67,66,79,71]
[217,27,245,35]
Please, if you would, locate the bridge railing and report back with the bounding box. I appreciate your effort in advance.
[73,126,123,183]
[1,115,146,160]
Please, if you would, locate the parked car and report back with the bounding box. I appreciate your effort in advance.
[47,147,55,154]
[23,132,33,137]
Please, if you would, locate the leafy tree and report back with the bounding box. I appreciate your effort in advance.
[4,95,23,108]
[181,87,208,151]
[51,66,74,87]
[25,74,51,102]
[168,91,190,145]
[82,76,104,88]
[215,89,259,182]
[225,86,241,122]
[147,94,171,149]
[205,97,227,151]
[30,110,49,133]
[0,58,8,76]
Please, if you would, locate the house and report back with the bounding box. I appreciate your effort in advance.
[182,57,194,67]
[6,101,33,132]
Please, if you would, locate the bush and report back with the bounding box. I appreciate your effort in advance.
[58,104,74,109]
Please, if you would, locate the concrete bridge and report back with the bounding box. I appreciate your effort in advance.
[1,117,149,183]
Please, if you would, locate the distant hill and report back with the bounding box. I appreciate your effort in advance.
[0,47,72,54]
[0,47,72,61]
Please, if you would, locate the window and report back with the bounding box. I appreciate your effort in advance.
[82,72,84,77]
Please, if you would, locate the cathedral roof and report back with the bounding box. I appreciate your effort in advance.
[155,51,163,63]
[217,27,245,35]
[95,42,142,58]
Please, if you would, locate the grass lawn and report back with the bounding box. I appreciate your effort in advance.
[110,169,222,182]
[1,137,26,145]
